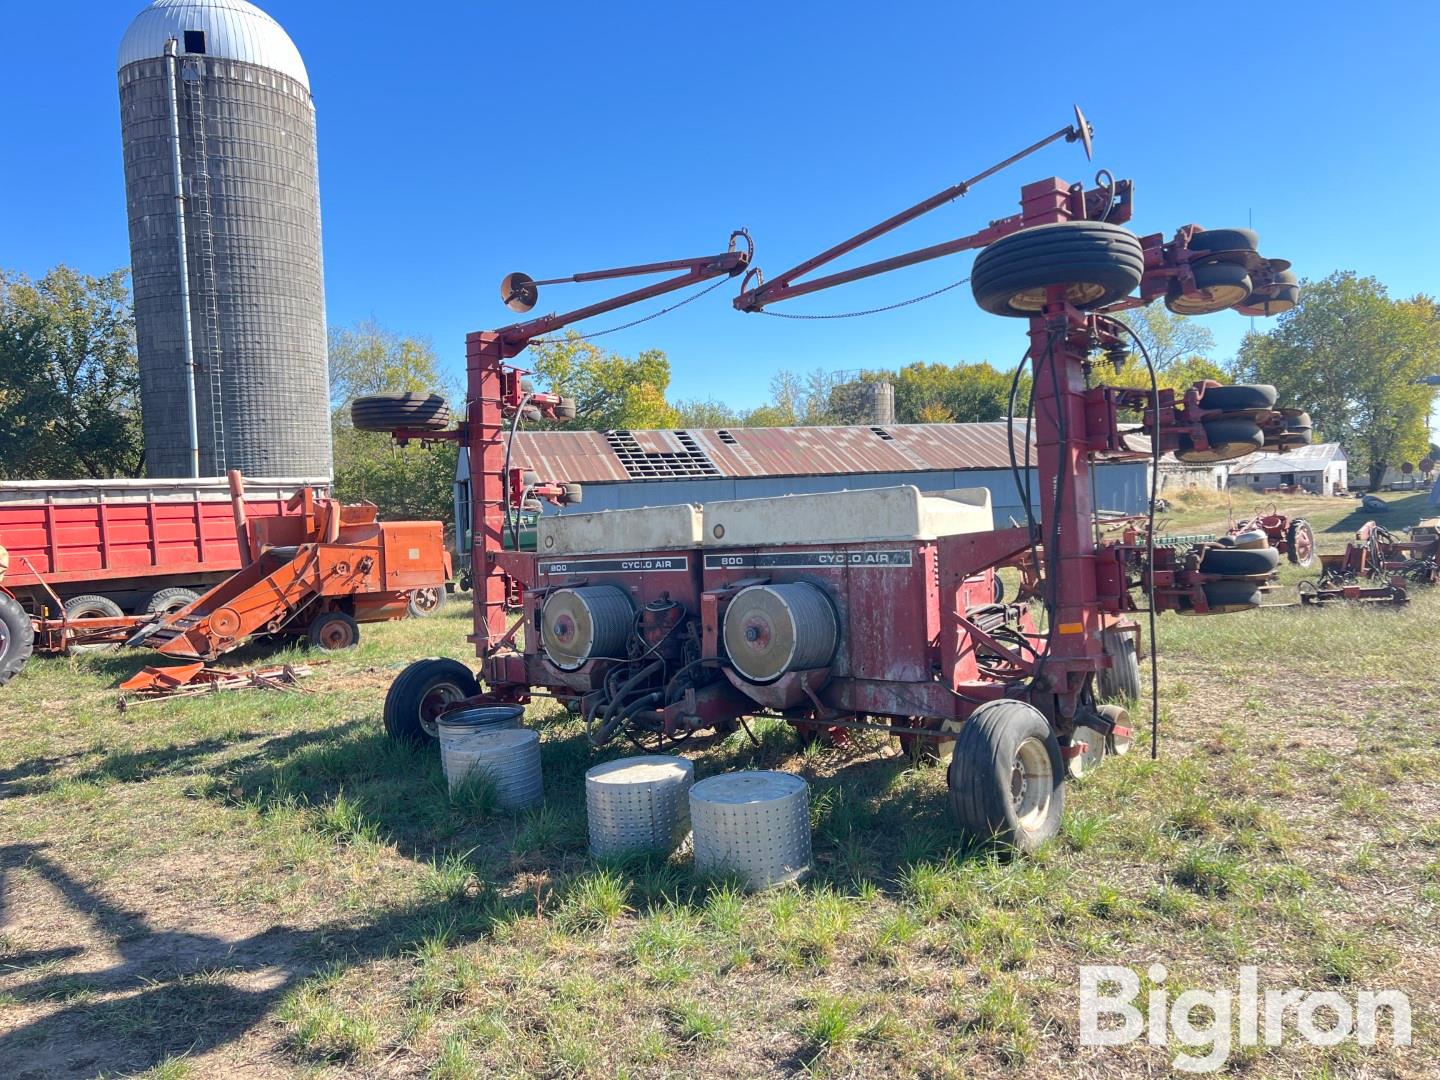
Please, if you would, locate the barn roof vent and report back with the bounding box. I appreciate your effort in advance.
[606,430,721,480]
[869,426,895,441]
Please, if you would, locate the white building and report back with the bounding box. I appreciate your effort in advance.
[1228,443,1347,495]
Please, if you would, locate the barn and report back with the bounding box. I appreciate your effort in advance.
[454,421,1151,544]
[1227,443,1348,495]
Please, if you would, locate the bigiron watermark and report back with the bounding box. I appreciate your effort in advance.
[1079,964,1411,1073]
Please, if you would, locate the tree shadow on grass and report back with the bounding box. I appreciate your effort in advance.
[1320,491,1434,535]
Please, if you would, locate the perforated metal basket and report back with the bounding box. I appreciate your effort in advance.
[585,755,694,858]
[443,727,543,811]
[689,771,811,889]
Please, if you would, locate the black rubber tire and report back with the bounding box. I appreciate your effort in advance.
[555,397,578,420]
[1281,409,1312,431]
[562,483,583,505]
[1199,546,1280,576]
[351,393,451,433]
[406,585,447,619]
[1286,519,1316,568]
[1175,419,1265,463]
[1098,629,1141,701]
[307,611,360,651]
[947,699,1064,854]
[0,592,35,686]
[992,573,1006,605]
[384,657,481,743]
[1188,228,1259,260]
[1278,427,1314,448]
[971,221,1144,317]
[1183,580,1263,615]
[144,587,200,616]
[1166,262,1253,315]
[1198,383,1278,411]
[63,594,125,653]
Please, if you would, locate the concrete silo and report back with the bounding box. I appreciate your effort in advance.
[118,0,331,478]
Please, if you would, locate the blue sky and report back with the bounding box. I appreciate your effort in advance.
[3,1,1439,413]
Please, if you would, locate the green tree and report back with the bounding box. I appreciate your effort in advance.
[0,266,142,479]
[526,332,679,430]
[1116,304,1215,370]
[328,320,457,523]
[1235,272,1439,490]
[673,397,743,428]
[888,360,1020,424]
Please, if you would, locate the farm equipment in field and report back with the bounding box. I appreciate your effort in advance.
[1299,518,1439,606]
[363,109,1303,851]
[130,478,451,661]
[1227,505,1316,568]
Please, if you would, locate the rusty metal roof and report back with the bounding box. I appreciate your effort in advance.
[511,422,1039,484]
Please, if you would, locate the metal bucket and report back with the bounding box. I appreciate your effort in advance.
[443,727,543,811]
[437,704,524,754]
[585,755,694,858]
[690,771,811,889]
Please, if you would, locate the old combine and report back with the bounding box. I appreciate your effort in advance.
[362,110,1303,850]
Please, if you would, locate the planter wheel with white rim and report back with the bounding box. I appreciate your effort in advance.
[971,221,1145,317]
[384,657,481,744]
[947,699,1064,853]
[1098,628,1141,701]
[1099,703,1133,757]
[1197,383,1277,412]
[1175,419,1265,463]
[1286,519,1316,568]
[0,592,34,686]
[63,594,125,653]
[1198,545,1280,577]
[144,587,200,616]
[1067,722,1107,780]
[350,392,451,433]
[307,610,360,651]
[407,585,447,618]
[1165,262,1253,315]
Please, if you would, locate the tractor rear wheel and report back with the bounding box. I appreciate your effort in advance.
[0,592,34,686]
[1286,519,1316,567]
[383,657,480,743]
[351,393,451,433]
[948,700,1064,853]
[307,611,360,651]
[971,221,1145,317]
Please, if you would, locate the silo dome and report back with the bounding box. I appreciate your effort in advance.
[118,0,332,479]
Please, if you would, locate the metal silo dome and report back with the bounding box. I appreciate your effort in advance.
[118,0,332,480]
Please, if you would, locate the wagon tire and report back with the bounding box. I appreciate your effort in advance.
[144,587,200,616]
[971,221,1145,317]
[63,595,125,653]
[307,611,360,651]
[384,657,480,744]
[407,585,446,618]
[351,393,451,433]
[948,700,1064,853]
[1286,519,1316,568]
[1175,420,1265,463]
[0,593,34,685]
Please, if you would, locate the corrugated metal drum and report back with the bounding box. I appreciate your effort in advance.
[443,727,543,811]
[585,755,694,858]
[690,771,811,889]
[722,582,837,683]
[540,585,633,670]
[437,705,524,755]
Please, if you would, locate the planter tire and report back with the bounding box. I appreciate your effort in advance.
[1198,546,1280,576]
[1187,227,1260,261]
[1181,580,1263,615]
[1175,420,1265,463]
[1198,383,1278,411]
[1098,629,1142,701]
[383,657,481,743]
[1166,262,1253,315]
[947,700,1064,853]
[971,221,1145,317]
[351,393,451,433]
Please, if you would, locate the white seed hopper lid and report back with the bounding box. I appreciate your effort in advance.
[691,770,807,805]
[701,485,993,547]
[587,755,693,786]
[538,503,704,556]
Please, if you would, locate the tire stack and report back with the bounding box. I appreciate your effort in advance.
[1175,382,1310,463]
[1184,535,1280,616]
[1165,228,1298,318]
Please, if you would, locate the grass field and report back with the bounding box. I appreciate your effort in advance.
[1,491,1436,1078]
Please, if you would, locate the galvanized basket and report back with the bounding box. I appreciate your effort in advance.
[585,755,694,858]
[443,727,543,811]
[689,771,811,889]
[437,704,524,754]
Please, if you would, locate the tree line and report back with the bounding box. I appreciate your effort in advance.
[3,264,1437,517]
